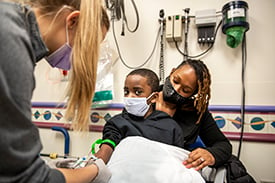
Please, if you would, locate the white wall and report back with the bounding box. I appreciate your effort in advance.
[33,0,275,182]
[33,0,275,106]
[105,0,275,105]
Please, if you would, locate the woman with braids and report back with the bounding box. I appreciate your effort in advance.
[0,0,111,182]
[157,59,232,171]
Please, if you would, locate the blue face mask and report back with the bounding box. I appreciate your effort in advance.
[124,97,150,117]
[162,76,190,105]
[45,24,72,70]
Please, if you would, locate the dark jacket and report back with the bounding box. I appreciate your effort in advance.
[225,155,256,183]
[173,108,232,167]
[0,2,64,182]
[103,109,185,148]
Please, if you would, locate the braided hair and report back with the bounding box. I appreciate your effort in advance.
[177,59,211,123]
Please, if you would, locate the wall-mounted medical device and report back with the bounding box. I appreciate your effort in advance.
[165,15,183,42]
[195,9,217,44]
[222,1,249,48]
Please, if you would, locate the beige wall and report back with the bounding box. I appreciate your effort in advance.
[33,0,275,182]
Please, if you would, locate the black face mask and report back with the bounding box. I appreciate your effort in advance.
[162,76,190,105]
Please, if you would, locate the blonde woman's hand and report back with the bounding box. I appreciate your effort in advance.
[183,148,215,171]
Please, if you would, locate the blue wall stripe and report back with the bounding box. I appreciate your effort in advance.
[32,102,275,112]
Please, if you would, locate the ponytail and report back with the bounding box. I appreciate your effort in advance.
[65,0,103,131]
[28,0,108,131]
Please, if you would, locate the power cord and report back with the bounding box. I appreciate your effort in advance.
[105,0,139,36]
[183,8,190,60]
[111,18,161,69]
[237,33,247,159]
[121,0,139,34]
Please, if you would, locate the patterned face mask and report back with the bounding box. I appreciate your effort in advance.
[162,76,190,105]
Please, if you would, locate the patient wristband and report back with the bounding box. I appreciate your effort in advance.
[91,139,116,154]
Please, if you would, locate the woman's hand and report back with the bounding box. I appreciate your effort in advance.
[155,91,177,117]
[183,148,215,171]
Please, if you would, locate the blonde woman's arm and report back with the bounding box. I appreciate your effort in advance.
[57,158,111,183]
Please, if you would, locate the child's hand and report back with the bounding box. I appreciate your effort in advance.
[155,92,177,117]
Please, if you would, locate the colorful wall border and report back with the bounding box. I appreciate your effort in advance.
[32,102,275,143]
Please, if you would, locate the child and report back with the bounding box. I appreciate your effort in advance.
[95,68,184,163]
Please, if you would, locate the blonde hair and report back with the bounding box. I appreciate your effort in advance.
[29,0,109,131]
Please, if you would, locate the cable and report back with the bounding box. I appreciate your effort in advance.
[174,20,222,59]
[105,0,122,20]
[122,0,139,33]
[106,0,139,35]
[237,33,247,159]
[159,9,165,84]
[183,8,190,60]
[111,18,161,69]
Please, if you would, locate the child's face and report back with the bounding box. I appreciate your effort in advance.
[124,74,152,98]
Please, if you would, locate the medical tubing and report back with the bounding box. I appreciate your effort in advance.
[91,139,116,154]
[106,0,139,34]
[112,17,161,69]
[159,15,165,84]
[105,0,122,20]
[122,0,140,33]
[237,33,247,159]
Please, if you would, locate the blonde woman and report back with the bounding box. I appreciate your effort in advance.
[0,0,110,182]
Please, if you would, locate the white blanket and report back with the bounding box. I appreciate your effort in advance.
[107,136,205,183]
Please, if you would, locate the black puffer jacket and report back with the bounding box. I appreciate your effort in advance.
[225,155,256,183]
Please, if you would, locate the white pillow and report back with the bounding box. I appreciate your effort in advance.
[107,136,205,183]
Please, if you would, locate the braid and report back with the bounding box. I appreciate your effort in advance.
[178,59,211,123]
